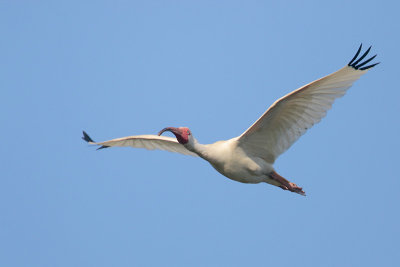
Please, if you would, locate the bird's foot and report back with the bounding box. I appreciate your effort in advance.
[270,171,306,196]
[287,182,306,196]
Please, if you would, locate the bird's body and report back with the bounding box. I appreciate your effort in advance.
[184,137,273,184]
[83,45,379,195]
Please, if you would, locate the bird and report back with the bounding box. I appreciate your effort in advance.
[82,44,378,196]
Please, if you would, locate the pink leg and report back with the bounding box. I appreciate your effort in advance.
[269,171,306,196]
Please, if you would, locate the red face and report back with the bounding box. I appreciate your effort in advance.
[158,127,191,144]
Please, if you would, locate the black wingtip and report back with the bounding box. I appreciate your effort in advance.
[82,131,95,143]
[348,44,379,70]
[359,62,380,71]
[82,131,110,150]
[348,43,362,66]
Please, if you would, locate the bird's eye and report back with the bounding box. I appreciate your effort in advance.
[187,130,190,135]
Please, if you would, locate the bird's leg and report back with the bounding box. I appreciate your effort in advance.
[269,171,306,196]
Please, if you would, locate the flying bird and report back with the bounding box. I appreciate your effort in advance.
[83,44,378,195]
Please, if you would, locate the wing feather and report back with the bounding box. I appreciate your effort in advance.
[83,132,198,157]
[237,45,378,163]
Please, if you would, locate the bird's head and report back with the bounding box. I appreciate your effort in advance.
[158,127,193,145]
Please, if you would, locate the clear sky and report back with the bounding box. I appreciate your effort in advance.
[1,1,399,266]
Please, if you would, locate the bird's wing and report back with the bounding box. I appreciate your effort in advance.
[237,45,378,163]
[82,131,198,156]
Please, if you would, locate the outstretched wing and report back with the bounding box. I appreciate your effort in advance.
[82,131,198,156]
[237,44,379,163]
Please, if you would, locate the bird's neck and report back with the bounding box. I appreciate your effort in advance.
[184,138,209,159]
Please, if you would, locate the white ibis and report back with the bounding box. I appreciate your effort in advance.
[83,44,378,195]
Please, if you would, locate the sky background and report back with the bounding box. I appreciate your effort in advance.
[1,1,399,266]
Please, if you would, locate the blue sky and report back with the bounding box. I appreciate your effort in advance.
[1,1,399,266]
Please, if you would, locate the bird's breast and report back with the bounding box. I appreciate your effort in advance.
[203,139,273,184]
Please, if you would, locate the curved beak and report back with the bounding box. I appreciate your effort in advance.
[158,127,179,136]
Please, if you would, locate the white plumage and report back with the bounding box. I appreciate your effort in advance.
[83,44,378,195]
[237,66,366,164]
[88,135,198,156]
